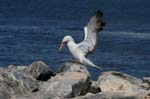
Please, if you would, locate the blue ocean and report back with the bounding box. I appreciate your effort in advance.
[0,0,150,79]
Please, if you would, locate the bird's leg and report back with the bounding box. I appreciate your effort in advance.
[68,58,77,63]
[68,59,83,65]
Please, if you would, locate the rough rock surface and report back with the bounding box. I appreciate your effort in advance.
[0,70,39,98]
[26,61,55,81]
[97,71,148,95]
[137,91,150,99]
[0,61,149,99]
[0,61,55,99]
[75,92,138,99]
[88,81,101,94]
[7,65,26,73]
[37,72,90,99]
[143,77,150,90]
[58,61,90,76]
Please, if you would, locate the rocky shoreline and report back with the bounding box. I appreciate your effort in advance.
[0,61,149,99]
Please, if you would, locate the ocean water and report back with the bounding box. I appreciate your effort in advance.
[0,0,150,79]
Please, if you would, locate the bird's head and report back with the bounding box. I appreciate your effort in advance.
[59,35,73,50]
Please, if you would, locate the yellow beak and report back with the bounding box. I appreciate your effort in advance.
[59,43,65,50]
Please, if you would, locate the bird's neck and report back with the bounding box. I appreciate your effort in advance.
[67,40,77,50]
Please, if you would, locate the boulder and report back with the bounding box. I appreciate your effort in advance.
[7,65,26,73]
[37,72,91,99]
[137,91,150,99]
[0,61,56,98]
[0,61,149,99]
[97,71,147,95]
[143,77,150,90]
[58,61,90,76]
[0,81,11,99]
[0,70,39,97]
[26,61,55,81]
[88,81,101,94]
[75,92,138,99]
[0,67,6,73]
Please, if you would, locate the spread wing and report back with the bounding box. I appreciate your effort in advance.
[77,10,105,56]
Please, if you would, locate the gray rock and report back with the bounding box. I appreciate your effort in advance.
[7,61,55,81]
[37,72,91,99]
[75,92,138,99]
[0,67,6,73]
[0,61,56,98]
[58,61,90,76]
[26,61,55,81]
[7,65,26,73]
[0,64,42,98]
[1,61,149,99]
[0,82,11,99]
[143,77,150,90]
[137,91,150,99]
[0,70,39,97]
[97,71,147,95]
[0,68,10,99]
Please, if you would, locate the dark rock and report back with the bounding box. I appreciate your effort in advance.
[26,61,55,81]
[88,81,101,94]
[143,77,150,84]
[97,71,147,95]
[58,61,90,76]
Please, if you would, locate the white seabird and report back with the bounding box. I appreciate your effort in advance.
[59,10,106,70]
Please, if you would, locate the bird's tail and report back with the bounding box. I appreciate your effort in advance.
[84,58,103,70]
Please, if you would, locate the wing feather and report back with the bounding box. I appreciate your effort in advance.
[77,10,105,56]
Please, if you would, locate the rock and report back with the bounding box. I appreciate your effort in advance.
[14,93,36,99]
[0,67,6,72]
[97,71,147,95]
[0,61,149,99]
[7,61,55,81]
[143,77,150,84]
[0,67,5,79]
[0,82,11,99]
[58,61,90,76]
[8,65,26,72]
[26,61,55,81]
[138,91,150,99]
[0,61,55,98]
[37,72,91,99]
[88,81,101,94]
[0,64,40,98]
[75,92,138,99]
[143,77,150,90]
[0,70,39,97]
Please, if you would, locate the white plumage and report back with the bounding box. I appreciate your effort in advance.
[59,10,105,70]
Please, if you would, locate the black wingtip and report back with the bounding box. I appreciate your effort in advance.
[101,22,106,26]
[96,9,103,17]
[98,27,103,31]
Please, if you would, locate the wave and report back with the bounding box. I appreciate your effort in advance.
[105,31,150,39]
